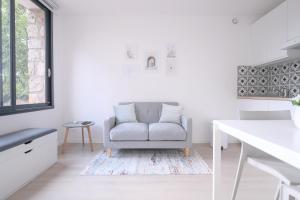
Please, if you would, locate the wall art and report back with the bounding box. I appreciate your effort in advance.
[145,52,158,70]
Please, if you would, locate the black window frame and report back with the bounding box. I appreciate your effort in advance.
[0,0,53,116]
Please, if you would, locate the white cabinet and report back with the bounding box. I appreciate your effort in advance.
[285,0,300,48]
[251,1,288,66]
[0,132,57,200]
[251,18,268,66]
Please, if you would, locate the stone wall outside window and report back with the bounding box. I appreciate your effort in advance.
[27,8,46,104]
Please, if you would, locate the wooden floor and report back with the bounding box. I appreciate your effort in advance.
[8,144,278,200]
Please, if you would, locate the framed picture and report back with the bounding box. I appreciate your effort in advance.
[125,44,138,60]
[166,45,177,74]
[166,44,176,59]
[145,52,158,70]
[166,58,176,74]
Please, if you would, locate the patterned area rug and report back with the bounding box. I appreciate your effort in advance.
[81,149,211,175]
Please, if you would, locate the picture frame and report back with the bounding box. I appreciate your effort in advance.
[145,52,158,70]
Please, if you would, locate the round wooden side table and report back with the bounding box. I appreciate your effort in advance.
[62,121,95,153]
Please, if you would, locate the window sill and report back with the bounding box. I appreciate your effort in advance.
[0,105,54,116]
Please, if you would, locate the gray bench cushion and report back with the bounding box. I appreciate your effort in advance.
[149,123,186,141]
[0,128,57,152]
[110,123,148,141]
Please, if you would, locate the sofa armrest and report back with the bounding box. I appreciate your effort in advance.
[181,115,192,146]
[103,117,116,147]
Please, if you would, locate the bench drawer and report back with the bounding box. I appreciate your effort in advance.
[0,132,57,200]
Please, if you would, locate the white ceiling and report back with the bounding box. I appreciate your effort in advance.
[56,0,285,17]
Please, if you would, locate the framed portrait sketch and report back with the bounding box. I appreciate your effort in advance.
[145,52,158,70]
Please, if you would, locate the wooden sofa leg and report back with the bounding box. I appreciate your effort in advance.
[107,148,112,157]
[184,148,190,157]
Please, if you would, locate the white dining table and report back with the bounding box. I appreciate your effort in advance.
[212,120,300,200]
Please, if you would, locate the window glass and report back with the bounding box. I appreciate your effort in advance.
[0,0,52,115]
[1,0,11,107]
[15,0,46,105]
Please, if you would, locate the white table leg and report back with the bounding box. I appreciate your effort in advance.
[213,122,222,200]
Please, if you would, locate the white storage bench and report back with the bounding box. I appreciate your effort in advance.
[0,128,57,199]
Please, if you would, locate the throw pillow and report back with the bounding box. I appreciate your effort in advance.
[159,104,183,124]
[114,104,137,124]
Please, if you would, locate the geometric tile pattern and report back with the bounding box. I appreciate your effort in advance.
[237,59,300,98]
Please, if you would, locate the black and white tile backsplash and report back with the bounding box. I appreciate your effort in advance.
[237,59,300,98]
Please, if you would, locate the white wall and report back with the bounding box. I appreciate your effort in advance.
[0,15,66,143]
[62,15,252,143]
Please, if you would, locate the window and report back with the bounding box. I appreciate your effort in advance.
[0,0,52,115]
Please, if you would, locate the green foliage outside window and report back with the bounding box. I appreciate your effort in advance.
[1,0,29,105]
[15,0,29,101]
[1,0,11,105]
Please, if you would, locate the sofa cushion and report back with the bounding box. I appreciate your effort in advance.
[159,104,183,124]
[110,123,148,141]
[149,123,186,141]
[114,103,137,124]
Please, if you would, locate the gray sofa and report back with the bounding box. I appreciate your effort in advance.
[103,102,192,157]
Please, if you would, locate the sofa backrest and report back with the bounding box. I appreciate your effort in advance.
[119,102,178,124]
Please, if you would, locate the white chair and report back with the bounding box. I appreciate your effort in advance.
[281,185,300,200]
[232,110,300,200]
